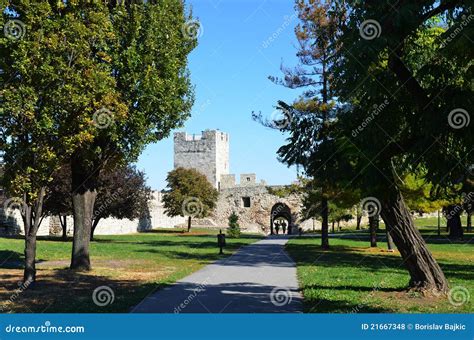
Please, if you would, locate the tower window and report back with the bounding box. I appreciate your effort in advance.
[247,177,251,181]
[242,197,251,208]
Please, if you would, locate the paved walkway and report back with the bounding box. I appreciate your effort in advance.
[131,236,302,313]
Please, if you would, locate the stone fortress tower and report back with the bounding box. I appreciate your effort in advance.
[173,130,318,234]
[174,130,230,189]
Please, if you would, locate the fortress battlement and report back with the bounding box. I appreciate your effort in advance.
[174,130,230,189]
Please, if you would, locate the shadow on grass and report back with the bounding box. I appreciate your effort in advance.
[0,250,25,269]
[130,238,267,265]
[0,233,263,246]
[287,240,474,313]
[305,298,392,313]
[304,283,404,293]
[317,232,474,245]
[0,240,258,270]
[0,269,165,313]
[92,235,262,249]
[136,248,229,264]
[137,241,297,268]
[287,242,474,288]
[140,229,187,235]
[0,235,73,243]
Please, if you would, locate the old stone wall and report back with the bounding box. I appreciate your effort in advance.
[210,184,317,234]
[0,208,52,236]
[215,131,230,190]
[4,191,186,237]
[220,174,236,189]
[174,130,229,189]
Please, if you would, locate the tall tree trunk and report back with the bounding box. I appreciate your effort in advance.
[437,210,441,237]
[187,216,192,232]
[70,190,96,270]
[22,188,46,285]
[379,187,448,292]
[466,210,472,232]
[445,207,450,233]
[90,218,101,241]
[24,233,37,284]
[60,215,67,240]
[446,205,463,239]
[70,158,98,271]
[386,228,395,252]
[318,58,331,249]
[23,205,36,284]
[368,214,378,247]
[356,213,362,230]
[321,197,329,249]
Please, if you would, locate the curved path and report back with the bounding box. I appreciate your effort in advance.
[131,236,302,313]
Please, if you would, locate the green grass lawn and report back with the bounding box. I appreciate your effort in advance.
[0,229,261,313]
[326,215,469,235]
[287,231,473,313]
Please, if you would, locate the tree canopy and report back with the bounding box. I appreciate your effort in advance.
[1,0,197,274]
[42,164,151,240]
[262,0,473,293]
[92,165,151,239]
[163,167,219,232]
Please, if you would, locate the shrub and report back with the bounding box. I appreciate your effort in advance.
[227,212,241,238]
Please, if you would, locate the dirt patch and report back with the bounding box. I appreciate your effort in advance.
[36,259,143,269]
[375,290,446,311]
[0,256,181,313]
[0,262,172,313]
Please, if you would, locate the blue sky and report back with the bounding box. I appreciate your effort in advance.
[137,0,304,189]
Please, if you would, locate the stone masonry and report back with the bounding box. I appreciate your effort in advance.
[174,130,229,189]
[176,130,317,234]
[210,181,317,234]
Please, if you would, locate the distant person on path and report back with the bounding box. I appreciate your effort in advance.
[275,224,280,235]
[282,222,287,234]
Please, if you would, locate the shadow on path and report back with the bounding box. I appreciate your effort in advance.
[132,236,302,313]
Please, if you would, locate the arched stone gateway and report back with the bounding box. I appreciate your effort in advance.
[270,203,292,235]
[174,130,322,235]
[208,183,318,235]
